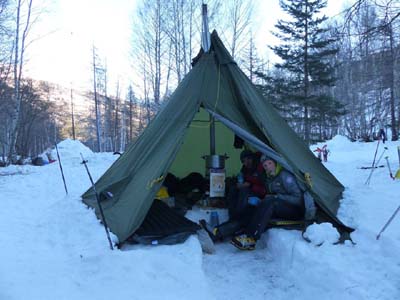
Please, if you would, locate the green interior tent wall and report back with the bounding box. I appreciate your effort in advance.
[82,30,351,243]
[169,108,243,178]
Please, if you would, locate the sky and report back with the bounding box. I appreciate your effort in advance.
[26,0,136,92]
[24,0,352,96]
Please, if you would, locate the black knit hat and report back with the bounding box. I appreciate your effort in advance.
[240,150,254,162]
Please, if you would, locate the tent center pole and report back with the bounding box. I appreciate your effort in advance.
[210,115,215,155]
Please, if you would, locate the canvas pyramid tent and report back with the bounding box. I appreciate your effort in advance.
[82,30,352,243]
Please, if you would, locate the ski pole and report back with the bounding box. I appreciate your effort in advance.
[376,204,400,240]
[80,153,114,250]
[365,147,387,185]
[371,139,381,168]
[384,156,394,180]
[55,143,68,195]
[359,165,385,169]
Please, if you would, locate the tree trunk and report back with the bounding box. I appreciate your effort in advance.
[303,1,310,144]
[92,46,101,152]
[70,88,76,140]
[388,23,398,140]
[7,0,33,164]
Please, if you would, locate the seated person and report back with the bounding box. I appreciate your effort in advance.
[201,154,304,251]
[227,149,266,218]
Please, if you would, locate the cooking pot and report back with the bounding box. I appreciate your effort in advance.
[202,154,229,169]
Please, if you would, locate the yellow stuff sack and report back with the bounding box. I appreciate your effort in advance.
[155,186,169,199]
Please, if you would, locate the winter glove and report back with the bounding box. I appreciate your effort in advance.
[248,196,261,206]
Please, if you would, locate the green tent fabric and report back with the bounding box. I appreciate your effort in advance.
[82,30,351,243]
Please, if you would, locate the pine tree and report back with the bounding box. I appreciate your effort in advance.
[270,0,340,144]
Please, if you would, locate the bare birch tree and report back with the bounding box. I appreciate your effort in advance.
[113,81,120,152]
[134,0,166,106]
[163,0,199,83]
[70,87,76,140]
[224,0,253,60]
[7,0,34,163]
[91,45,102,152]
[341,0,400,140]
[381,20,398,140]
[127,85,137,143]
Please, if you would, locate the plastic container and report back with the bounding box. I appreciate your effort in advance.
[209,211,220,227]
[237,172,244,184]
[160,197,175,208]
[201,198,209,207]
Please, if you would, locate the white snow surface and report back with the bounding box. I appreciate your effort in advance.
[1,137,399,299]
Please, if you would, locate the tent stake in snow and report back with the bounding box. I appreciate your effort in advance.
[365,147,388,185]
[80,153,114,250]
[395,146,400,179]
[376,204,400,240]
[55,143,68,195]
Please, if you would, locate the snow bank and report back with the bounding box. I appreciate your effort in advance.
[312,134,397,165]
[50,139,94,162]
[0,139,212,300]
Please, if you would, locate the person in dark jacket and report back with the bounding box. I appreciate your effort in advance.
[227,149,266,218]
[200,154,304,251]
[230,154,304,250]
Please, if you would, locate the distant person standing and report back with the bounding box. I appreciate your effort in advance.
[314,145,329,162]
[322,145,329,162]
[379,128,386,144]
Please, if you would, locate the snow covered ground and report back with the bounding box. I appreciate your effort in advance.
[0,137,399,300]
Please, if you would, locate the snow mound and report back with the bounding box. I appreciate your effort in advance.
[0,164,33,175]
[329,135,351,147]
[312,135,351,151]
[51,139,93,160]
[303,222,340,245]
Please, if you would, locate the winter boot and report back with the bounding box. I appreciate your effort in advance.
[230,234,256,250]
[199,219,222,242]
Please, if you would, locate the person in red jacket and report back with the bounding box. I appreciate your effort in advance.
[200,154,304,251]
[227,150,266,219]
